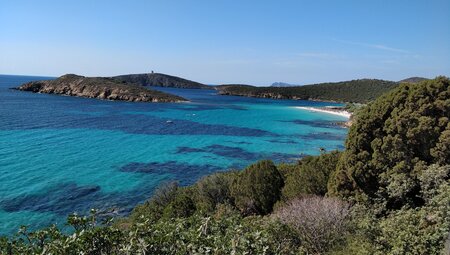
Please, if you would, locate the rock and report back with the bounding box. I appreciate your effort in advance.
[14,74,188,103]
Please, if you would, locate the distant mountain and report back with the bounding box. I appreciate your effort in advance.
[217,79,399,103]
[14,74,187,103]
[271,82,299,87]
[113,73,213,89]
[399,77,429,83]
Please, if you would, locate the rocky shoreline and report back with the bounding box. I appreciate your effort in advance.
[14,74,187,103]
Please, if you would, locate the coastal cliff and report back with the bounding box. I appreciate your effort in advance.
[114,73,213,89]
[15,74,187,102]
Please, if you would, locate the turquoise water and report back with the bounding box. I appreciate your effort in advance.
[0,74,348,235]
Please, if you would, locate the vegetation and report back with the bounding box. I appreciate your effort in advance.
[192,171,235,213]
[274,196,351,254]
[1,77,449,254]
[217,79,399,103]
[113,72,213,89]
[15,74,187,102]
[399,76,429,84]
[329,76,450,211]
[231,160,284,215]
[344,103,365,113]
[1,208,301,255]
[281,151,341,200]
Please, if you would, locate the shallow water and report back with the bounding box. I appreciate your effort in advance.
[0,74,347,235]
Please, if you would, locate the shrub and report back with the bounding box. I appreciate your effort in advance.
[231,160,284,215]
[162,188,196,218]
[193,171,236,213]
[379,182,450,254]
[274,196,351,254]
[282,151,341,200]
[333,166,450,255]
[377,170,450,255]
[329,77,450,210]
[418,164,450,201]
[1,208,302,254]
[276,163,297,180]
[129,181,179,221]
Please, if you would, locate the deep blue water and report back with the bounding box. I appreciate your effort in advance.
[0,74,347,235]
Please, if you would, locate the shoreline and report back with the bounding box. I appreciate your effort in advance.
[294,106,352,118]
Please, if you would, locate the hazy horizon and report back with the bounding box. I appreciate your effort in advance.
[1,0,449,85]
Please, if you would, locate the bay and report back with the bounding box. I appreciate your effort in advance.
[0,74,347,235]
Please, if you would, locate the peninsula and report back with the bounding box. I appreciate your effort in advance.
[15,74,187,103]
[216,79,399,103]
[113,72,213,89]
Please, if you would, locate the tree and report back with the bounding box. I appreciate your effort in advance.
[193,171,236,212]
[328,77,450,211]
[231,160,284,215]
[282,151,341,200]
[163,190,196,218]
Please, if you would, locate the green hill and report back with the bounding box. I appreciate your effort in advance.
[217,79,399,103]
[399,76,429,83]
[114,73,213,89]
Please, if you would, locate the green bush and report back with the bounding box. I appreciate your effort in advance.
[328,203,380,255]
[276,163,297,180]
[129,181,179,222]
[376,166,450,255]
[282,151,341,200]
[162,188,196,218]
[332,165,450,255]
[192,171,237,213]
[1,208,302,254]
[231,160,284,215]
[329,77,450,211]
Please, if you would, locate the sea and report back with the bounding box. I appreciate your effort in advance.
[0,74,348,235]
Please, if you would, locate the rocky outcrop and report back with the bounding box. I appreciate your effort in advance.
[15,74,187,102]
[113,73,213,89]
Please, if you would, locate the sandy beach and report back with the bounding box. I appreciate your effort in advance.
[294,106,352,118]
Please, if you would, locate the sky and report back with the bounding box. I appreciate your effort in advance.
[1,0,449,85]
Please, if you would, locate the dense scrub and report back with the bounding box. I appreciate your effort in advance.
[281,151,341,200]
[1,208,301,255]
[231,160,284,215]
[1,77,449,254]
[217,79,399,103]
[329,76,450,211]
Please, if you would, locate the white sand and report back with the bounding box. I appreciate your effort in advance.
[294,106,351,118]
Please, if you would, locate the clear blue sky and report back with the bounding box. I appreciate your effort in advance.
[1,0,449,85]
